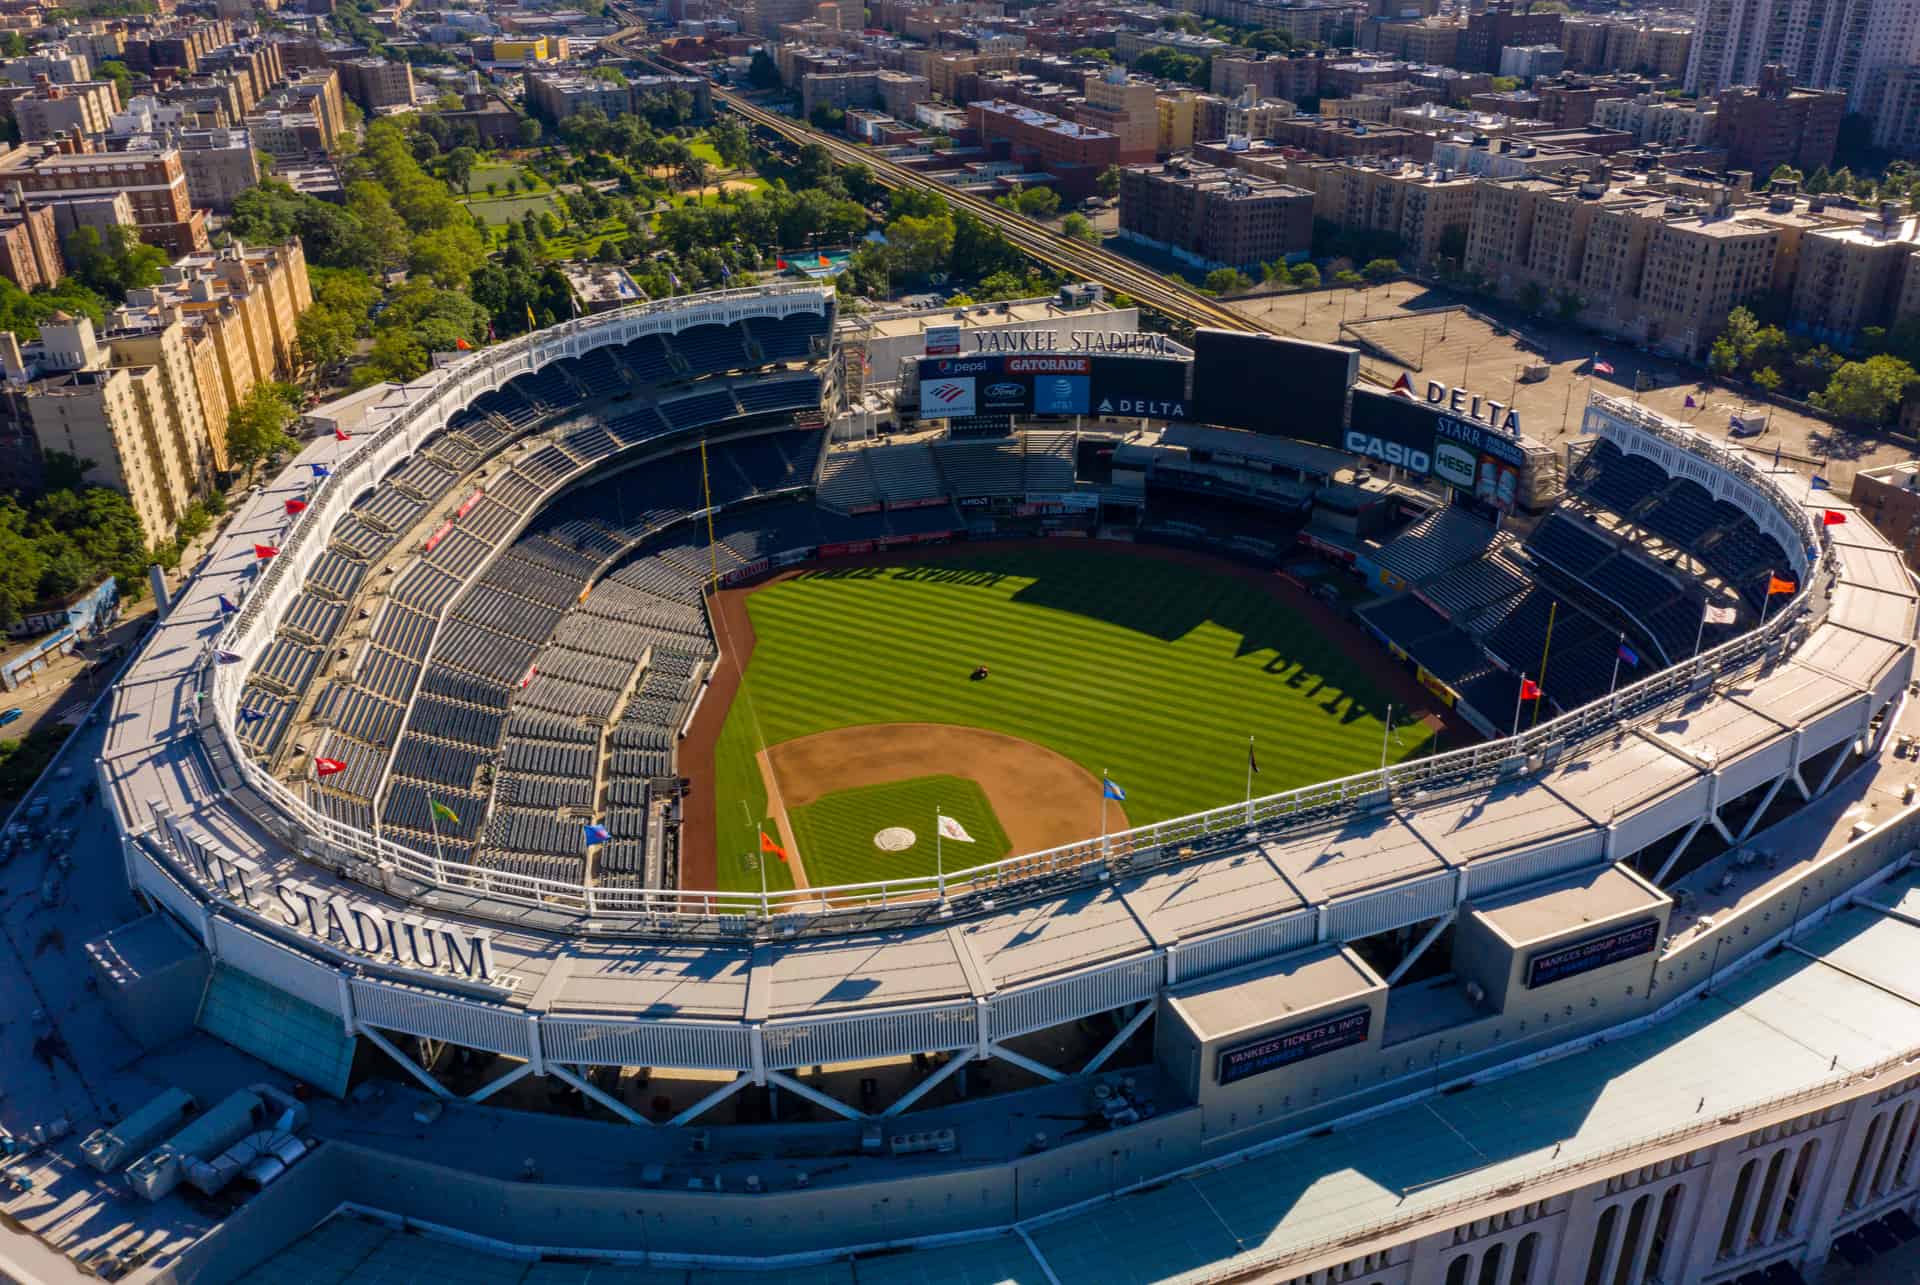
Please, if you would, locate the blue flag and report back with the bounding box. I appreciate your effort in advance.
[1102,777,1126,801]
[238,708,266,724]
[310,462,331,478]
[1617,641,1639,666]
[217,594,237,614]
[215,649,243,664]
[583,822,612,845]
[1810,475,1830,491]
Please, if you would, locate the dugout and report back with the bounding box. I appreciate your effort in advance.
[1156,945,1387,1115]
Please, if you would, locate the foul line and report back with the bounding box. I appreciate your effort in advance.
[755,747,810,889]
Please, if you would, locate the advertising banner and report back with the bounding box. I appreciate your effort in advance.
[1090,354,1190,420]
[1526,919,1661,989]
[919,375,976,416]
[1192,330,1355,440]
[1217,1007,1372,1086]
[924,324,960,357]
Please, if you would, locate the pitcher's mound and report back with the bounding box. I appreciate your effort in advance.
[874,826,916,851]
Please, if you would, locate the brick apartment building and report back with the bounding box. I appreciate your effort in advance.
[1714,65,1844,178]
[1119,156,1313,270]
[968,98,1119,199]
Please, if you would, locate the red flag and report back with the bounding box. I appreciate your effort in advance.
[1519,678,1541,701]
[254,543,279,559]
[334,427,351,442]
[313,757,347,777]
[455,337,471,351]
[1593,360,1615,375]
[1767,575,1797,596]
[818,253,829,267]
[760,830,789,862]
[776,258,788,269]
[1822,510,1846,526]
[520,663,537,689]
[284,498,307,515]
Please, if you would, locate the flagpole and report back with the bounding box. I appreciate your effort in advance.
[1244,736,1255,824]
[1694,602,1709,659]
[936,806,945,902]
[1532,602,1557,729]
[1609,632,1623,696]
[1761,570,1778,630]
[1379,705,1392,771]
[427,802,446,883]
[1099,770,1109,859]
[1512,672,1527,739]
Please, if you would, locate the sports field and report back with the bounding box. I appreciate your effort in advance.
[707,546,1436,893]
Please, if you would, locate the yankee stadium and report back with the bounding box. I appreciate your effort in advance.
[6,279,1920,1285]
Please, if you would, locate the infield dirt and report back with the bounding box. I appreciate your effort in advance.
[676,539,1468,889]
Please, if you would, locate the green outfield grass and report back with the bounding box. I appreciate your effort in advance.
[786,774,1010,889]
[709,546,1435,893]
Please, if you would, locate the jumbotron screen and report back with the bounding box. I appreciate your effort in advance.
[1190,330,1359,443]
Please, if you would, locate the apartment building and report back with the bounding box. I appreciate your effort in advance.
[4,145,207,255]
[0,51,91,85]
[335,56,414,110]
[524,66,632,120]
[1689,0,1920,107]
[1871,65,1920,157]
[968,98,1118,198]
[175,128,261,212]
[10,315,198,537]
[1714,67,1845,177]
[0,197,58,292]
[1209,53,1324,104]
[1156,89,1198,154]
[1592,93,1718,148]
[1561,17,1694,79]
[11,80,120,141]
[1371,18,1460,68]
[1790,204,1920,341]
[1266,115,1433,160]
[1077,68,1158,163]
[1458,2,1563,73]
[1226,91,1299,139]
[1311,157,1477,264]
[1118,155,1313,269]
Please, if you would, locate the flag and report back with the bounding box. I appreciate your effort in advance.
[1810,475,1830,491]
[1593,359,1615,375]
[284,498,307,515]
[313,757,347,777]
[1704,603,1738,625]
[1248,740,1259,774]
[335,427,352,442]
[217,594,238,614]
[1684,394,1697,408]
[818,253,829,267]
[1617,641,1639,667]
[1767,575,1796,596]
[1823,510,1847,526]
[776,258,788,269]
[760,829,788,862]
[526,303,538,331]
[215,649,243,664]
[455,337,471,351]
[1102,777,1126,802]
[937,814,975,842]
[238,707,266,724]
[1519,678,1542,701]
[520,663,537,689]
[254,543,279,559]
[429,798,460,825]
[583,822,612,845]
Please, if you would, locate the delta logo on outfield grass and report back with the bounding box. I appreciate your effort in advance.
[920,377,976,416]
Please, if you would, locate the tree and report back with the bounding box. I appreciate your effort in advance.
[1753,367,1783,392]
[443,145,478,194]
[1769,164,1803,189]
[1096,165,1122,200]
[1204,267,1251,294]
[1134,46,1206,87]
[1061,212,1100,244]
[1362,257,1399,282]
[296,305,357,368]
[225,383,299,475]
[518,116,543,148]
[408,220,487,288]
[1811,355,1919,424]
[1014,186,1060,217]
[885,210,956,277]
[748,48,781,90]
[1071,46,1114,62]
[64,225,166,301]
[1290,261,1320,289]
[710,117,752,170]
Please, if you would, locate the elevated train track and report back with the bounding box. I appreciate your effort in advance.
[605,21,1262,335]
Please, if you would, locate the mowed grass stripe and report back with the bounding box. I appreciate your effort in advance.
[709,548,1432,892]
[787,775,1009,889]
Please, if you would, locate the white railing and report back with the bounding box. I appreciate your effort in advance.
[203,343,1836,938]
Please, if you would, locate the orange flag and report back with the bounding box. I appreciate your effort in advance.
[1767,575,1796,596]
[760,830,789,862]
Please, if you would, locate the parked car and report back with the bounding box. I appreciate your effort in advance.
[0,707,23,727]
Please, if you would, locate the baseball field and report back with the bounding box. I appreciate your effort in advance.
[699,544,1441,894]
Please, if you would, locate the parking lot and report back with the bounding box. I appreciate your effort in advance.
[1229,281,1918,487]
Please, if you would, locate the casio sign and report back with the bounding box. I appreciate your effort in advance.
[1346,430,1430,474]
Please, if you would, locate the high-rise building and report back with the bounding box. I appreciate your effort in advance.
[1118,156,1314,270]
[11,80,121,141]
[1077,69,1159,164]
[335,57,415,111]
[1459,2,1564,73]
[1714,67,1845,178]
[1311,157,1479,265]
[3,145,208,255]
[1869,64,1920,157]
[1686,0,1920,109]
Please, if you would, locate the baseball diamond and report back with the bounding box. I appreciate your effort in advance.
[54,285,1920,1285]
